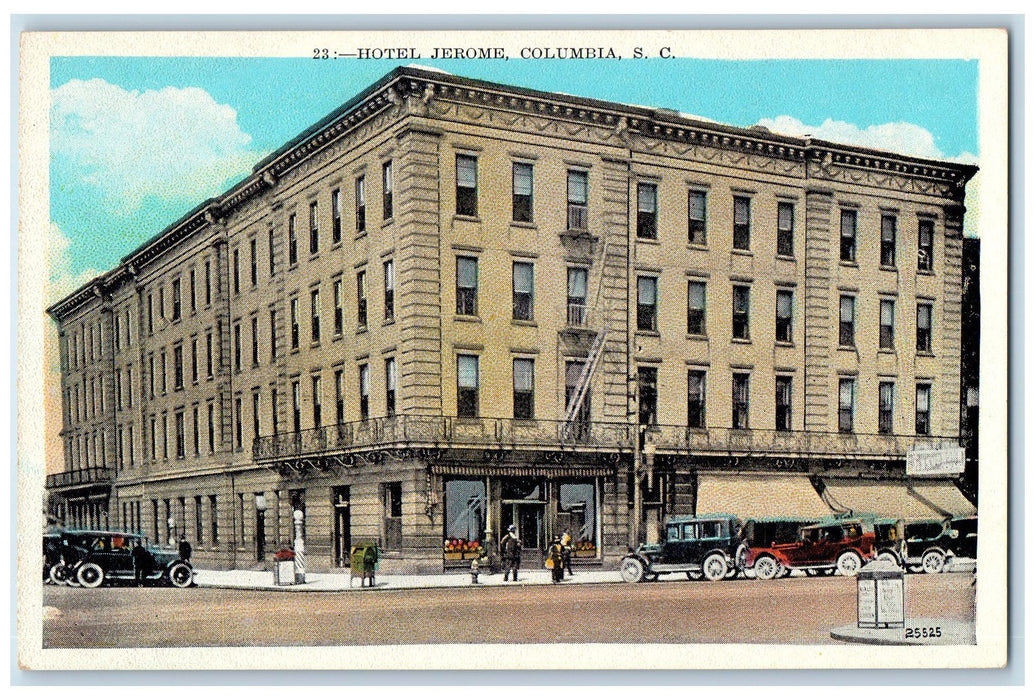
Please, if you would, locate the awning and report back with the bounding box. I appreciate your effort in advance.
[695,472,833,519]
[909,481,977,517]
[819,478,941,520]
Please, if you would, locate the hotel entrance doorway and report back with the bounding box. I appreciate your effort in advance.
[500,477,547,566]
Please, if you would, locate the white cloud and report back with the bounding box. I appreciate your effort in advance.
[47,221,101,304]
[51,78,263,213]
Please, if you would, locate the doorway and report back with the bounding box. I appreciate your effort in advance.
[333,486,351,568]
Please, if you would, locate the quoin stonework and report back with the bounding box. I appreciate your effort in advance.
[46,66,978,573]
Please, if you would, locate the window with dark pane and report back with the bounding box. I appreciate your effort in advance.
[456,154,478,217]
[688,190,706,245]
[732,285,750,340]
[512,261,534,321]
[567,170,588,230]
[732,196,751,250]
[512,162,533,223]
[513,358,534,420]
[637,182,657,239]
[637,276,657,332]
[687,281,706,335]
[456,256,478,316]
[457,355,479,418]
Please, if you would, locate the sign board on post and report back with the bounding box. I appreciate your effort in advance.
[906,446,965,477]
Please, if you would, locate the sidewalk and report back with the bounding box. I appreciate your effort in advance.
[194,566,624,592]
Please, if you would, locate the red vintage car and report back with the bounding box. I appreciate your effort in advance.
[743,519,876,579]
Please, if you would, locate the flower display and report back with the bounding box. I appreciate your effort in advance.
[443,538,482,554]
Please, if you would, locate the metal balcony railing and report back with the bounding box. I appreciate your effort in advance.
[253,415,958,464]
[45,467,112,490]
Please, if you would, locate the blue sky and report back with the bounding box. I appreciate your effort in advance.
[48,56,979,295]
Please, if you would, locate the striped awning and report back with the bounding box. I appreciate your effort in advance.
[819,478,941,520]
[909,481,977,517]
[695,473,833,519]
[431,464,612,478]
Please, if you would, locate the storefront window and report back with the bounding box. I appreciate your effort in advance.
[444,479,486,560]
[558,481,598,558]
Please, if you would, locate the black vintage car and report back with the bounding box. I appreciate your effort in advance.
[902,516,978,574]
[47,530,194,588]
[620,515,744,583]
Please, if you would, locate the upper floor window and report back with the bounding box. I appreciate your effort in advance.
[358,365,370,420]
[915,383,932,435]
[512,261,534,321]
[918,219,934,271]
[637,182,657,240]
[333,279,344,336]
[732,373,750,429]
[732,285,750,340]
[356,270,368,328]
[384,260,395,323]
[355,176,366,233]
[637,276,658,332]
[878,381,895,434]
[839,295,856,347]
[732,196,751,251]
[513,358,534,420]
[840,209,857,262]
[456,256,478,317]
[881,214,897,267]
[382,161,393,220]
[880,299,896,350]
[567,267,588,327]
[232,249,241,294]
[457,354,479,418]
[687,370,706,429]
[688,190,707,245]
[637,366,658,425]
[687,281,706,336]
[775,376,793,431]
[171,278,182,322]
[777,202,794,257]
[775,289,793,343]
[512,162,533,223]
[251,317,259,366]
[309,202,319,255]
[290,298,299,350]
[385,358,397,418]
[567,170,588,230]
[312,375,322,428]
[331,189,342,245]
[334,370,344,425]
[249,238,258,287]
[310,288,321,343]
[456,154,478,217]
[288,213,298,266]
[916,302,933,353]
[838,378,855,433]
[268,225,276,277]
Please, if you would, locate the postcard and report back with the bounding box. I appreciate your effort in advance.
[17,26,1009,671]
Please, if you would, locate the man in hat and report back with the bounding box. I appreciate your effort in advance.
[177,533,193,563]
[500,525,522,582]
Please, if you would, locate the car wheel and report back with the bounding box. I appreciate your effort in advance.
[49,564,68,585]
[620,557,645,583]
[922,550,945,575]
[167,562,194,588]
[686,571,703,581]
[754,555,778,581]
[76,562,105,588]
[877,551,899,565]
[702,553,728,581]
[836,551,863,576]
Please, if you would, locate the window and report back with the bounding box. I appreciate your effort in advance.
[456,256,478,316]
[207,402,215,453]
[333,279,343,335]
[310,288,321,343]
[234,397,242,449]
[687,370,706,428]
[687,281,706,336]
[355,176,366,233]
[688,190,707,245]
[209,495,218,545]
[189,270,197,314]
[567,268,588,326]
[918,219,934,271]
[356,270,368,328]
[732,285,750,340]
[879,381,895,434]
[916,302,933,353]
[233,248,240,294]
[513,358,534,420]
[270,388,279,436]
[382,482,402,551]
[732,373,749,429]
[158,288,165,320]
[290,298,299,350]
[147,293,154,335]
[512,261,534,321]
[384,260,395,322]
[637,367,658,425]
[456,154,478,216]
[382,161,393,220]
[776,289,793,343]
[288,213,298,266]
[268,225,276,277]
[512,162,533,223]
[175,410,185,459]
[195,495,203,543]
[457,355,479,418]
[204,260,212,306]
[880,299,896,350]
[205,332,213,378]
[637,182,658,239]
[251,317,259,366]
[291,380,301,433]
[637,276,658,332]
[311,375,322,429]
[173,345,184,389]
[567,170,588,230]
[191,338,198,383]
[881,214,897,267]
[840,209,857,262]
[162,414,169,458]
[269,310,278,360]
[385,358,397,418]
[838,378,855,433]
[775,376,792,431]
[915,383,931,435]
[308,201,319,255]
[765,200,793,261]
[331,188,342,245]
[334,369,344,425]
[358,364,369,420]
[839,295,855,347]
[171,278,181,321]
[233,323,242,372]
[192,405,200,456]
[733,196,751,250]
[160,352,167,393]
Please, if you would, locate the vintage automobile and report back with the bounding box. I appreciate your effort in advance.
[736,517,816,578]
[47,529,194,588]
[743,518,876,579]
[619,514,744,583]
[902,515,978,574]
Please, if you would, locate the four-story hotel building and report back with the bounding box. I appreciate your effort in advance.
[47,66,978,572]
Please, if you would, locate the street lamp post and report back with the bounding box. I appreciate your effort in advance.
[293,509,306,583]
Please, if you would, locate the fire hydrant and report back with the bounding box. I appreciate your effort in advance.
[470,557,480,584]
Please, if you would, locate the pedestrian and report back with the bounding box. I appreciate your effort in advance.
[500,525,521,582]
[131,539,154,587]
[546,537,565,583]
[178,533,193,563]
[560,529,574,577]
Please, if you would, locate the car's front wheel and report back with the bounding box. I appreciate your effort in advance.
[619,557,645,583]
[836,551,863,576]
[702,553,728,581]
[167,562,194,588]
[76,562,105,588]
[753,555,779,581]
[49,564,68,585]
[922,550,946,574]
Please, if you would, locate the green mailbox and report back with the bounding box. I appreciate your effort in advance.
[350,543,378,588]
